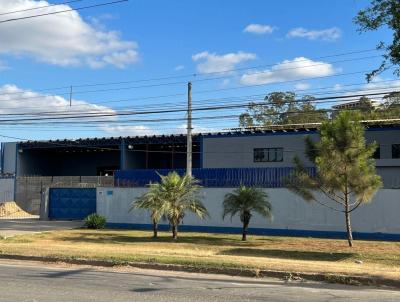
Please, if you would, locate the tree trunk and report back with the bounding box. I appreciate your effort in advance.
[172,224,178,240]
[242,220,249,241]
[152,220,158,238]
[344,196,353,247]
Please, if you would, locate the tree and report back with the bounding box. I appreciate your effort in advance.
[382,92,400,118]
[131,184,167,238]
[355,0,400,81]
[358,96,375,113]
[239,92,328,128]
[222,186,272,241]
[287,112,382,247]
[134,172,209,240]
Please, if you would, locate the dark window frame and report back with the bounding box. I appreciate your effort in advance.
[392,144,400,159]
[373,145,380,160]
[254,148,284,163]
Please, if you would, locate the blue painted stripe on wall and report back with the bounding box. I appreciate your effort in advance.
[106,223,400,241]
[114,167,314,188]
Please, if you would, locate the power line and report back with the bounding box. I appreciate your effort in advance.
[192,69,394,96]
[0,0,85,17]
[0,0,129,24]
[0,91,393,121]
[0,48,379,99]
[0,91,395,124]
[0,63,390,106]
[0,78,396,115]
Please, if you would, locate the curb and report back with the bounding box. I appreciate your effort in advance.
[0,253,399,289]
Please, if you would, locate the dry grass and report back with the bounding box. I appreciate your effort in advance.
[0,229,399,280]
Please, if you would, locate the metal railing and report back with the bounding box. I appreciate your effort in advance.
[114,167,317,188]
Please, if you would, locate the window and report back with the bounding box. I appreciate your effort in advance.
[373,145,380,159]
[392,144,400,159]
[254,148,283,162]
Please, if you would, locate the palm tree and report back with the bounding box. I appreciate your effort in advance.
[223,186,272,241]
[132,172,209,240]
[131,183,166,238]
[161,172,209,239]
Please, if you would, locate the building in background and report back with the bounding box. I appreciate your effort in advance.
[1,119,399,238]
[332,99,379,110]
[1,119,399,189]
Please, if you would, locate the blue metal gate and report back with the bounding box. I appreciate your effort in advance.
[49,188,96,220]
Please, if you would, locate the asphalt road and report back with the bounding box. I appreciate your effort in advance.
[0,219,83,237]
[0,260,398,302]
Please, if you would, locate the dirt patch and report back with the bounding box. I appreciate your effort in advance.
[0,202,36,219]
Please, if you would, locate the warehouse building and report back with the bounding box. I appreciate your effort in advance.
[1,119,400,189]
[1,120,399,239]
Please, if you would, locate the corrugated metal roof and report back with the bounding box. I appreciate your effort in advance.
[16,118,400,149]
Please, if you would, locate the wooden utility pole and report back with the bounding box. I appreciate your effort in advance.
[186,82,192,177]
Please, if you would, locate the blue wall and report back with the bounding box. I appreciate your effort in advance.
[114,167,316,187]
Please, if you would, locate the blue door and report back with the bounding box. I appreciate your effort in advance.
[49,188,96,220]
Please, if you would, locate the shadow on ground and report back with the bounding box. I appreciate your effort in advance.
[56,231,276,247]
[218,248,356,262]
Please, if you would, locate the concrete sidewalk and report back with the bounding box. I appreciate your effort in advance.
[0,219,83,237]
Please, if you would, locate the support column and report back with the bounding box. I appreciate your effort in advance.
[120,139,126,170]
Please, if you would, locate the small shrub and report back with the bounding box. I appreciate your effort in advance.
[84,213,107,229]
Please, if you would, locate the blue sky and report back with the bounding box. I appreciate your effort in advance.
[0,0,397,141]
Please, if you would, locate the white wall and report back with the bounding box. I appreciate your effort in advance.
[97,187,400,235]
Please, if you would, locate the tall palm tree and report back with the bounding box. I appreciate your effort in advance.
[131,183,166,238]
[223,186,272,241]
[132,172,209,240]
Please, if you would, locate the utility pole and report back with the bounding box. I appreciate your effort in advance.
[186,82,192,177]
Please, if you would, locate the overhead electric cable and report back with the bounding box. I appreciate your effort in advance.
[0,0,128,24]
[0,0,85,16]
[0,91,395,123]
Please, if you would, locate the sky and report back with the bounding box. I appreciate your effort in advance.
[0,0,397,141]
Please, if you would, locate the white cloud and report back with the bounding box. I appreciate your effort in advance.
[100,123,217,136]
[100,125,156,136]
[0,0,139,68]
[221,79,231,87]
[240,57,336,85]
[243,24,276,35]
[192,51,256,74]
[176,124,216,134]
[294,83,311,90]
[356,78,400,102]
[174,65,185,71]
[287,27,341,41]
[0,84,115,117]
[0,85,219,137]
[362,77,400,92]
[330,78,400,107]
[333,84,343,91]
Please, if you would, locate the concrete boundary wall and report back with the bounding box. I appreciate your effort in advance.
[0,178,14,202]
[97,187,400,240]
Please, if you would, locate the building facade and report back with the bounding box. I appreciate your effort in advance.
[1,121,400,188]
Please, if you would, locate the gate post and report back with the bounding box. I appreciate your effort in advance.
[40,187,50,220]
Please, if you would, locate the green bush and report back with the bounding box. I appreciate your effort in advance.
[84,213,107,229]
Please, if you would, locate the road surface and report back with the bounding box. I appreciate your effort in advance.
[0,219,83,237]
[0,260,398,301]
